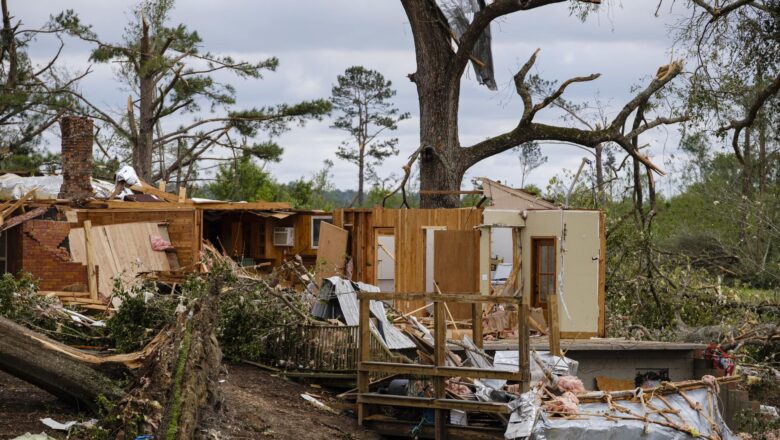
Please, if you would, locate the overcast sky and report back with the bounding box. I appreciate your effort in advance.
[14,0,690,192]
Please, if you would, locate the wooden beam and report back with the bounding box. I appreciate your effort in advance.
[433,295,447,440]
[158,180,166,192]
[357,293,371,425]
[357,394,510,414]
[130,181,180,203]
[83,220,98,301]
[548,292,561,357]
[178,186,187,204]
[356,291,521,304]
[358,362,523,381]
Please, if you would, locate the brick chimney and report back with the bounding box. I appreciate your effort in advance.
[58,116,94,199]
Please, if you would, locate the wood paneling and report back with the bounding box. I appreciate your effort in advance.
[434,230,479,320]
[71,208,201,270]
[334,207,482,314]
[314,222,348,284]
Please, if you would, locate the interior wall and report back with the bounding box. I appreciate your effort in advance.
[72,208,202,269]
[334,207,482,314]
[521,209,604,337]
[202,212,321,267]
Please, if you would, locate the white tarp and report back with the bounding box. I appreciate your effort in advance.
[528,387,737,440]
[0,173,130,200]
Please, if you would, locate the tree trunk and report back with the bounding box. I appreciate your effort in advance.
[402,0,465,208]
[0,316,123,411]
[594,143,605,207]
[109,274,223,440]
[357,147,365,206]
[134,17,155,181]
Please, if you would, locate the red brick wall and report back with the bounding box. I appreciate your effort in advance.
[17,220,92,291]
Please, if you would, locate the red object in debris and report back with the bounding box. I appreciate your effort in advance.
[150,235,174,251]
[705,344,736,375]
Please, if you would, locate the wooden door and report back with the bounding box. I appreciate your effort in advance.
[433,230,479,320]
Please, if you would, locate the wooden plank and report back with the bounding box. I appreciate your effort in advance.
[0,206,48,232]
[548,292,561,357]
[38,291,90,298]
[357,293,371,425]
[129,181,180,203]
[315,222,348,285]
[598,211,606,337]
[358,362,523,381]
[70,221,172,297]
[356,291,520,304]
[83,220,98,301]
[357,394,510,414]
[434,230,479,320]
[193,201,291,210]
[177,186,186,204]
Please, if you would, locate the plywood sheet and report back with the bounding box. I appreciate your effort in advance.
[433,230,479,320]
[69,221,172,297]
[315,222,348,284]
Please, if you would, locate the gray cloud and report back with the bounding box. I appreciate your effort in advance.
[13,0,687,192]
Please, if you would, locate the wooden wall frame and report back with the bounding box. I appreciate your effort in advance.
[356,291,530,440]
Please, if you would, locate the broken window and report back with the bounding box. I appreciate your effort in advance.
[532,237,556,307]
[310,215,333,249]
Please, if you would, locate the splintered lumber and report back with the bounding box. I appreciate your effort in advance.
[83,220,99,300]
[0,315,123,410]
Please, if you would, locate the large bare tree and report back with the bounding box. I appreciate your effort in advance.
[400,0,687,207]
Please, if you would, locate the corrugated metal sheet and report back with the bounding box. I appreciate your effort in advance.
[311,277,414,350]
[360,282,416,350]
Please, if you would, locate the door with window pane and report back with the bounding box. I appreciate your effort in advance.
[531,238,556,307]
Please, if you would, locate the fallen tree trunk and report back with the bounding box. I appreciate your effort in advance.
[0,315,123,411]
[109,272,224,440]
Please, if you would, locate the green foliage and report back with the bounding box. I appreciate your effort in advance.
[0,273,47,323]
[105,280,177,353]
[515,142,547,187]
[55,0,330,181]
[1,3,81,158]
[218,278,306,361]
[331,66,409,203]
[205,157,337,210]
[734,408,780,439]
[206,156,286,203]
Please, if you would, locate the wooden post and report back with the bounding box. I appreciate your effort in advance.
[158,180,166,192]
[357,296,370,425]
[433,297,447,440]
[548,292,561,357]
[177,186,187,204]
[471,303,482,348]
[515,229,530,392]
[83,220,98,301]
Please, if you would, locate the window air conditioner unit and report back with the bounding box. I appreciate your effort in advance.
[273,227,295,247]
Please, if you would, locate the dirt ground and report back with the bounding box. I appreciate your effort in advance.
[0,363,381,440]
[202,363,382,439]
[0,370,80,439]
